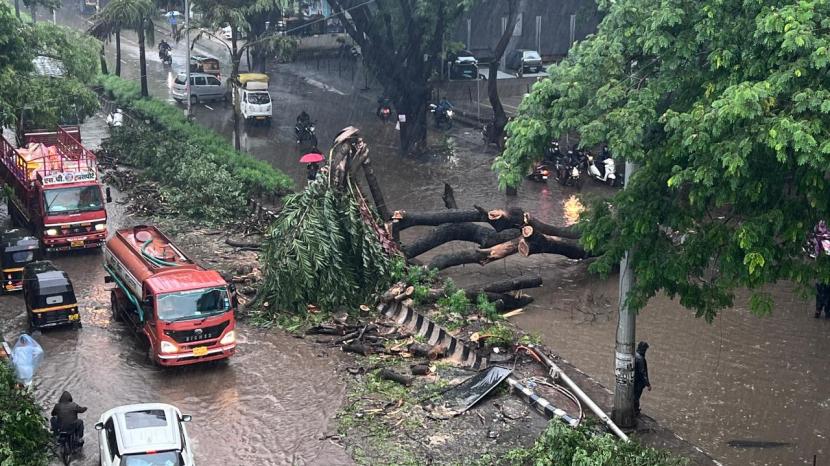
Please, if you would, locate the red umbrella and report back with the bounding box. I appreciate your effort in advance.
[299,152,325,164]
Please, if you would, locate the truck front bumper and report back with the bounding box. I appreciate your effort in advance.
[157,343,236,366]
[44,232,107,252]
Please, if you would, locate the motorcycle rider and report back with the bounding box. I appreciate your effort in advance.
[158,40,172,61]
[376,96,393,119]
[296,110,312,129]
[51,391,87,446]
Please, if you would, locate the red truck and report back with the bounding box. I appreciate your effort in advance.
[0,126,110,252]
[103,225,237,366]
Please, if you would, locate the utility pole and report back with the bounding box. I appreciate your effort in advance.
[184,0,191,118]
[14,0,19,19]
[612,160,639,429]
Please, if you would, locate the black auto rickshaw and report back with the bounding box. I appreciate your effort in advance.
[23,261,80,330]
[1,229,41,293]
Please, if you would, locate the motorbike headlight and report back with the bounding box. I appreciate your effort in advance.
[310,126,316,132]
[219,330,236,346]
[160,341,178,354]
[45,228,58,236]
[446,110,454,118]
[94,223,106,232]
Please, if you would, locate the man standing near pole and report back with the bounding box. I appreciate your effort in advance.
[633,341,651,416]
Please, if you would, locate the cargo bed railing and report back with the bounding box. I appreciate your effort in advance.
[0,128,97,185]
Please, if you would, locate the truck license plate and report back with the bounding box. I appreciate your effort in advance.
[192,346,208,356]
[70,240,84,248]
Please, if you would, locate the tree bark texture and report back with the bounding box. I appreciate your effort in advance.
[362,158,391,220]
[115,30,121,76]
[487,0,518,144]
[427,238,520,270]
[403,222,519,258]
[138,25,148,97]
[518,226,589,259]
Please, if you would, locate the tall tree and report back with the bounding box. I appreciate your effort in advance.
[0,6,100,137]
[485,0,519,146]
[328,0,471,155]
[494,0,830,322]
[90,0,155,96]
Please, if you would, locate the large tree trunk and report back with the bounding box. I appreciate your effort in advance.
[403,222,519,258]
[427,238,520,270]
[396,86,429,155]
[362,158,391,221]
[392,207,489,230]
[115,30,121,77]
[518,226,589,259]
[100,43,108,75]
[138,25,148,97]
[487,0,518,144]
[231,28,241,151]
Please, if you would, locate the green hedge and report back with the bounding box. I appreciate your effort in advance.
[97,74,292,201]
[0,360,51,466]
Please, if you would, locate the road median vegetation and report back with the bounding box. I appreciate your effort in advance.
[96,74,292,222]
[0,360,51,466]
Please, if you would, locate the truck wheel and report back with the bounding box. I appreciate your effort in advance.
[110,291,122,323]
[146,341,159,367]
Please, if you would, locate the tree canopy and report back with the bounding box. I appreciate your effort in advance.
[494,0,830,321]
[0,3,100,134]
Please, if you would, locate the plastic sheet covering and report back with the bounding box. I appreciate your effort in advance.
[11,334,44,386]
[429,366,512,418]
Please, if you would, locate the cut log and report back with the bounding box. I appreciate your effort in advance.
[427,238,520,271]
[342,342,372,356]
[225,238,262,249]
[481,275,543,294]
[442,183,458,209]
[407,342,446,359]
[378,368,413,386]
[488,208,580,239]
[411,364,431,376]
[519,227,589,259]
[403,223,520,258]
[392,207,488,230]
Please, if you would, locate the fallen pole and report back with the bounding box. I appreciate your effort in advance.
[528,345,629,442]
[506,376,578,427]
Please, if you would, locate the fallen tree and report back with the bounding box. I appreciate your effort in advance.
[403,223,520,258]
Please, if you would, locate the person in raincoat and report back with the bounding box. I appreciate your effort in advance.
[51,391,87,443]
[10,334,43,388]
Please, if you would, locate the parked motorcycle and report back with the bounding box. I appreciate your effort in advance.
[554,150,584,188]
[526,163,550,183]
[585,151,617,186]
[544,140,561,163]
[430,103,454,129]
[295,122,318,146]
[377,99,393,123]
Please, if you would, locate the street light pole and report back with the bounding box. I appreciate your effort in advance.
[611,160,640,429]
[185,0,192,118]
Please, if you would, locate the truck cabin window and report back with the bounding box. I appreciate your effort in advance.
[43,186,103,215]
[248,92,270,104]
[156,287,230,322]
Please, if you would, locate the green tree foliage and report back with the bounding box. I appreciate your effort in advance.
[90,0,155,96]
[494,421,685,466]
[494,0,830,320]
[327,0,473,154]
[0,4,100,134]
[0,360,51,466]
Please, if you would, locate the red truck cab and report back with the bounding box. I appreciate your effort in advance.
[103,225,237,366]
[0,126,110,252]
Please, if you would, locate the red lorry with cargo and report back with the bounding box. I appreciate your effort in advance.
[0,126,110,252]
[103,225,237,366]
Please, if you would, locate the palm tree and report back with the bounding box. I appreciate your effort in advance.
[89,0,155,96]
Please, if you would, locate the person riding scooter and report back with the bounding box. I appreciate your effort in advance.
[51,391,87,446]
[376,96,393,121]
[158,40,172,64]
[295,111,316,145]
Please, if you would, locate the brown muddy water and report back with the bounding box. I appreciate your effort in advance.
[44,10,830,462]
[0,115,352,466]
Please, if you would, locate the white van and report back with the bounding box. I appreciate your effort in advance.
[236,73,272,124]
[171,72,226,104]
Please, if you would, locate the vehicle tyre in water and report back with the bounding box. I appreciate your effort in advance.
[110,291,122,322]
[146,340,158,367]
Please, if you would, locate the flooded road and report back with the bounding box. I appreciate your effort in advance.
[42,6,830,464]
[0,115,352,465]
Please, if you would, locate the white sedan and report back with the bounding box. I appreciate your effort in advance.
[95,403,195,466]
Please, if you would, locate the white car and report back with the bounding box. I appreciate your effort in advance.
[95,403,195,466]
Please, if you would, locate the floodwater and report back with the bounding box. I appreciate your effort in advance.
[38,5,830,464]
[0,115,351,466]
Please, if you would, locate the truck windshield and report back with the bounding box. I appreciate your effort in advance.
[156,287,230,322]
[248,92,270,104]
[43,186,103,215]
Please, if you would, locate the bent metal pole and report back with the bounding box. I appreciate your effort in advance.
[528,345,629,442]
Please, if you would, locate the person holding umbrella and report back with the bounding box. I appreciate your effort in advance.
[300,150,325,183]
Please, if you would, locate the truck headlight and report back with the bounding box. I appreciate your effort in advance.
[160,341,178,354]
[219,330,236,345]
[95,223,106,231]
[45,228,58,236]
